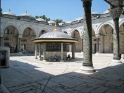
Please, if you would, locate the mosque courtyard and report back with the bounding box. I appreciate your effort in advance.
[1,53,124,93]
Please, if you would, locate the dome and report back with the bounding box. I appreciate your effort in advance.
[75,17,83,21]
[33,28,77,43]
[91,12,99,14]
[19,11,35,20]
[48,20,55,24]
[20,12,33,17]
[103,10,109,14]
[58,22,64,26]
[36,18,45,21]
[39,31,73,39]
[3,10,16,16]
[66,20,72,24]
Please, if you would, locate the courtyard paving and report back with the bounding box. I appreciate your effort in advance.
[1,53,124,93]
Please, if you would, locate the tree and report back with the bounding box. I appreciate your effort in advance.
[35,16,39,19]
[54,19,63,25]
[35,15,64,23]
[46,18,50,22]
[40,15,46,20]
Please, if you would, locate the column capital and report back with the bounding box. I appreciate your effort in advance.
[81,0,92,2]
[81,0,92,8]
[109,7,122,19]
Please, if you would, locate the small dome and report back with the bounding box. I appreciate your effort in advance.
[36,18,45,21]
[75,17,83,21]
[66,20,72,24]
[48,20,55,24]
[58,22,64,26]
[103,10,109,14]
[92,12,99,14]
[3,10,16,16]
[39,31,72,39]
[20,11,33,17]
[19,11,35,20]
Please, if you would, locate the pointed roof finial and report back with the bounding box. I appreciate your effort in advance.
[54,22,57,31]
[9,9,10,12]
[26,11,27,13]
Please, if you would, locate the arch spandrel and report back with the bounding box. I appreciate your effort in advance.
[97,21,114,35]
[2,23,20,35]
[71,28,83,39]
[39,29,47,37]
[21,24,37,36]
[22,27,36,38]
[119,18,124,27]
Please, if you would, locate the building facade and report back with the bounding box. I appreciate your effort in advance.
[1,10,124,54]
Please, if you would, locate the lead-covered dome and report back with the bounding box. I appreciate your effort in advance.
[92,12,99,14]
[75,17,83,21]
[66,20,72,24]
[19,11,35,20]
[103,10,109,14]
[39,31,72,39]
[3,10,16,16]
[33,26,77,43]
[36,18,45,22]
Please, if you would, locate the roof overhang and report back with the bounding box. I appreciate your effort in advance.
[32,38,78,43]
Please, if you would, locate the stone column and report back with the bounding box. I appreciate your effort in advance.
[69,44,72,53]
[35,43,38,59]
[96,38,100,53]
[43,43,46,61]
[110,7,122,63]
[81,0,95,72]
[0,8,5,93]
[18,34,22,52]
[39,43,41,60]
[18,38,21,51]
[81,39,83,53]
[0,33,4,46]
[72,43,75,59]
[0,37,2,46]
[60,43,64,62]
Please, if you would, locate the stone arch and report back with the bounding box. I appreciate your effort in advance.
[2,25,19,53]
[71,29,82,52]
[119,18,124,27]
[21,27,36,53]
[2,23,20,35]
[98,23,114,53]
[97,21,114,34]
[39,29,47,37]
[71,28,82,38]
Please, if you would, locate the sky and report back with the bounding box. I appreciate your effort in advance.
[1,0,108,22]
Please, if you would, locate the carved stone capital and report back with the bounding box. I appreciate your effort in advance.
[81,0,92,3]
[109,7,122,19]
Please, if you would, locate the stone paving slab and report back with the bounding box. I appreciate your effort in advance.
[1,53,124,93]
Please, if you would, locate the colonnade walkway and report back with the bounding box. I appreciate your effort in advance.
[1,53,124,93]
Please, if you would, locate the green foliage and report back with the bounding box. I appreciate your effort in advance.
[54,19,63,25]
[35,15,64,24]
[35,16,39,18]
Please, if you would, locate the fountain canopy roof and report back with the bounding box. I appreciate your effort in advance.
[33,30,77,43]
